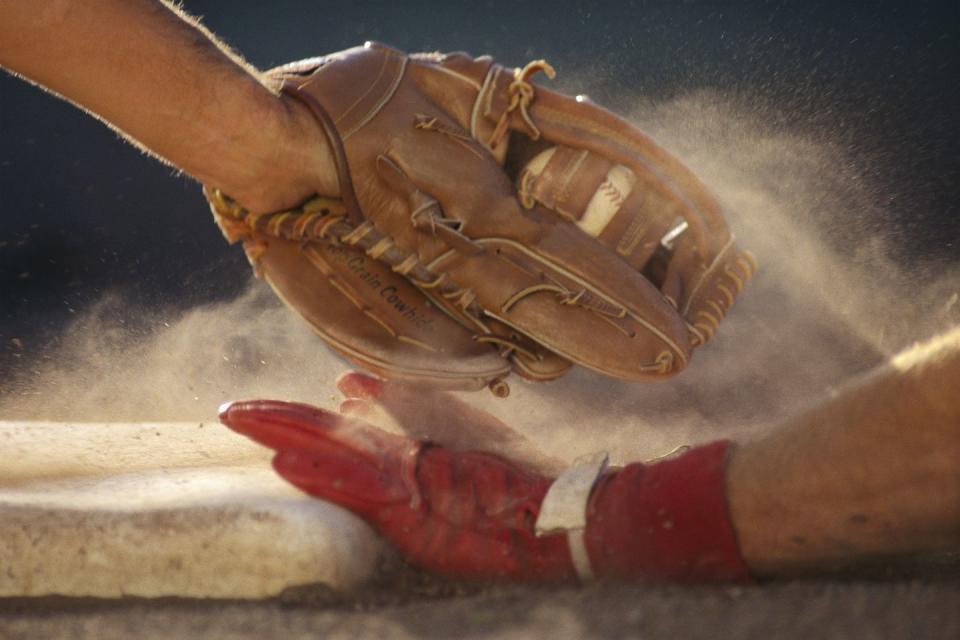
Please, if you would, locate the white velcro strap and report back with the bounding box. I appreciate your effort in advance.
[566,529,594,582]
[535,452,609,582]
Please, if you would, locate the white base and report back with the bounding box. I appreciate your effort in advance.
[0,421,383,599]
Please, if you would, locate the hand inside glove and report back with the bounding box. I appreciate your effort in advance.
[219,373,750,582]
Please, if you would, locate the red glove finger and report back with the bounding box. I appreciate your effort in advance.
[336,370,385,399]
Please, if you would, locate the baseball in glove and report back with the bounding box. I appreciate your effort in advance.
[206,42,755,396]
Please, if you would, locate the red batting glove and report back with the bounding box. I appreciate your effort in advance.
[220,399,749,582]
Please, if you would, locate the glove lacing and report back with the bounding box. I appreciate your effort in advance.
[488,60,556,150]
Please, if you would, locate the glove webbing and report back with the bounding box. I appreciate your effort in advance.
[206,188,486,319]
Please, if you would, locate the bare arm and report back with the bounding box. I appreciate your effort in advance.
[728,327,960,574]
[0,0,337,212]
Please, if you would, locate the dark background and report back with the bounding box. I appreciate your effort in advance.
[1,0,958,378]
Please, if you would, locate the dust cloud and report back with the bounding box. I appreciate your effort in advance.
[1,90,957,466]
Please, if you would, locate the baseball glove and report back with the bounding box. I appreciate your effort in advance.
[206,42,755,396]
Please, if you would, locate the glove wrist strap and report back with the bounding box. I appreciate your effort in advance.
[585,440,751,581]
[534,453,609,582]
[280,80,364,224]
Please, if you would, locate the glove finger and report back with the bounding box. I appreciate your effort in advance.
[338,372,473,442]
[219,399,417,468]
[511,76,728,241]
[339,372,467,439]
[516,144,691,278]
[340,375,507,448]
[338,397,372,415]
[338,397,405,434]
[272,449,413,514]
[336,371,386,400]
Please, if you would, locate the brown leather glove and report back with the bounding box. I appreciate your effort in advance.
[206,43,755,395]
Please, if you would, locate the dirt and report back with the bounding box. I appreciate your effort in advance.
[1,556,957,640]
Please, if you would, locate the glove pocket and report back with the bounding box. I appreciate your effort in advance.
[255,238,510,390]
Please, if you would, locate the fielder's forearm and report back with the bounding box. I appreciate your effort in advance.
[728,327,960,575]
[0,0,336,212]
